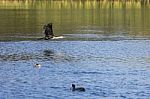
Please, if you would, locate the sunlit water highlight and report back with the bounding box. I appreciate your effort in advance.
[0,40,150,99]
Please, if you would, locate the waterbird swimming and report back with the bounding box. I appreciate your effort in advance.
[71,84,85,92]
[34,64,41,68]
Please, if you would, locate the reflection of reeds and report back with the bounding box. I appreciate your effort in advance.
[0,0,149,9]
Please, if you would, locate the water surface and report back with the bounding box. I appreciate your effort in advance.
[0,40,150,99]
[0,0,150,41]
[0,0,150,99]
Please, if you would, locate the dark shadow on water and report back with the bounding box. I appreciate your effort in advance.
[0,54,32,61]
[1,33,150,41]
[43,50,55,57]
[0,49,76,63]
[42,49,75,62]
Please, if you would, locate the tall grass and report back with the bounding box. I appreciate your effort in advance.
[0,0,149,10]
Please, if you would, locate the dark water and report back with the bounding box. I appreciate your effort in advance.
[0,0,150,41]
[0,0,150,99]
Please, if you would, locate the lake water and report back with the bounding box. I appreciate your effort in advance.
[0,0,150,41]
[0,0,150,99]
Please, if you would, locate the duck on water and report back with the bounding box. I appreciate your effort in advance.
[71,84,85,92]
[34,63,41,68]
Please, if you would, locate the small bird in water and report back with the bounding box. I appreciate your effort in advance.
[34,64,41,68]
[71,84,85,92]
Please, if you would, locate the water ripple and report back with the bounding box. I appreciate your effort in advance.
[0,41,150,99]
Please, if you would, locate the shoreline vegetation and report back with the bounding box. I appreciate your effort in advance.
[0,0,150,9]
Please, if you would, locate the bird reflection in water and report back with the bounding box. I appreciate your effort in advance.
[43,49,72,62]
[43,50,55,57]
